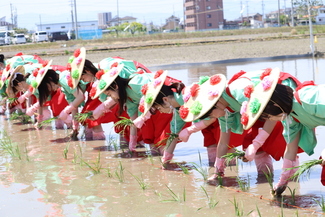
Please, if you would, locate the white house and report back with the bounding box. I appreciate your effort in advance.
[108,16,137,26]
[36,20,98,33]
[316,7,325,24]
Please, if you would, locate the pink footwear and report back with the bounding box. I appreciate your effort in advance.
[84,127,93,140]
[129,135,137,152]
[55,119,65,129]
[254,152,274,175]
[93,131,106,140]
[273,156,299,196]
[207,145,217,167]
[162,152,174,169]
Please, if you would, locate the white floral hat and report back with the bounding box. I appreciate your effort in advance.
[91,63,125,99]
[29,60,53,93]
[68,47,86,89]
[240,67,280,130]
[179,74,227,122]
[138,70,168,116]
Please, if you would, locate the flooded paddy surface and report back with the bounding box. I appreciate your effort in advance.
[1,57,325,216]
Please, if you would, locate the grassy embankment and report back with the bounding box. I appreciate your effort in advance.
[1,25,325,57]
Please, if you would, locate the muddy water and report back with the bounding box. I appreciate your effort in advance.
[1,57,325,216]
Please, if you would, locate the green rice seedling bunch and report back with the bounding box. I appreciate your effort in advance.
[314,195,325,212]
[74,112,92,124]
[200,185,219,209]
[38,117,58,127]
[114,161,125,183]
[129,172,149,190]
[221,149,245,166]
[290,159,322,181]
[191,151,209,181]
[114,117,134,135]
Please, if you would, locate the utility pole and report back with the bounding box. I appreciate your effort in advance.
[39,15,42,31]
[262,0,265,23]
[70,0,75,34]
[291,0,294,26]
[117,0,119,37]
[278,0,281,26]
[74,0,78,39]
[10,3,14,29]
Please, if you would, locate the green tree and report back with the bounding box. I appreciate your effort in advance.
[121,22,145,35]
[13,27,28,34]
[107,25,123,37]
[293,0,322,21]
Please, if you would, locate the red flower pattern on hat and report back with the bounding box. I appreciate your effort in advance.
[210,75,222,85]
[154,70,163,79]
[15,52,23,56]
[95,69,105,80]
[179,106,189,119]
[73,49,81,57]
[244,84,254,98]
[190,83,200,97]
[137,69,144,74]
[141,83,148,95]
[67,75,73,88]
[5,64,10,71]
[260,68,272,80]
[110,62,118,69]
[66,63,72,71]
[89,86,97,98]
[32,69,39,77]
[241,113,249,125]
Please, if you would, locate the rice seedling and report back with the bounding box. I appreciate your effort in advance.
[7,97,17,104]
[161,185,184,202]
[24,143,30,162]
[114,117,134,135]
[63,143,69,160]
[290,159,322,181]
[255,204,262,217]
[9,111,32,124]
[287,186,297,205]
[177,163,190,175]
[130,172,149,190]
[105,166,113,178]
[38,117,58,128]
[229,197,253,216]
[79,152,102,174]
[236,175,250,191]
[0,131,22,159]
[74,112,92,124]
[114,161,125,183]
[165,133,179,149]
[263,166,274,189]
[313,195,325,212]
[200,185,219,209]
[191,151,209,181]
[221,149,245,166]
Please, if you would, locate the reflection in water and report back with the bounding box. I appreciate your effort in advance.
[1,57,325,216]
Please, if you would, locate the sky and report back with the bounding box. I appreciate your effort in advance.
[0,0,283,30]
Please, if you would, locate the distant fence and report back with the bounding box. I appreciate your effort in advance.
[77,29,103,40]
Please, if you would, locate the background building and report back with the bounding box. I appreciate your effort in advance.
[98,12,112,29]
[184,0,224,32]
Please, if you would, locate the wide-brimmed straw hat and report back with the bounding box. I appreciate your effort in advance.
[91,63,125,99]
[179,74,227,122]
[241,67,280,130]
[138,70,168,116]
[68,47,86,89]
[29,60,53,94]
[5,65,26,98]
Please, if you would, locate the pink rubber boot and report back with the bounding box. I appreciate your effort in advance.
[93,131,106,140]
[208,157,226,181]
[162,152,174,169]
[84,127,93,140]
[273,156,299,196]
[254,152,274,175]
[129,135,137,152]
[55,119,65,129]
[207,145,217,167]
